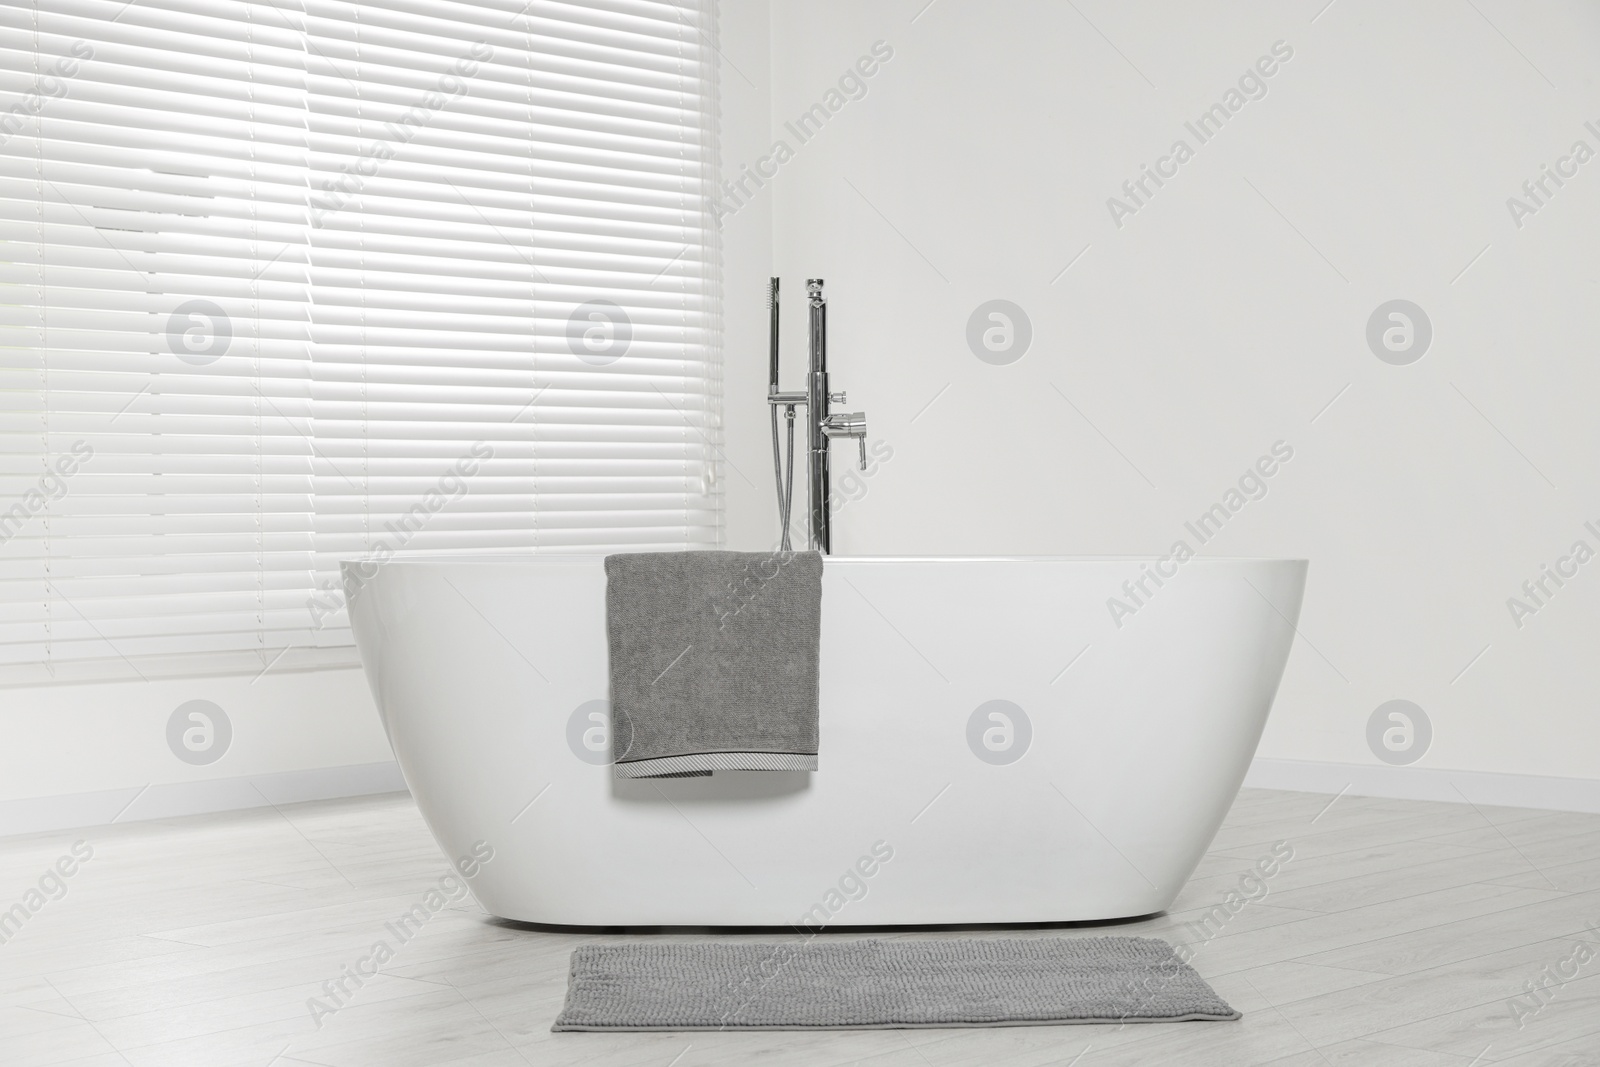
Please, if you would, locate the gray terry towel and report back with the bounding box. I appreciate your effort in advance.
[604,550,823,778]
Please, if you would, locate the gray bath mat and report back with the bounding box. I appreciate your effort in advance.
[552,936,1239,1031]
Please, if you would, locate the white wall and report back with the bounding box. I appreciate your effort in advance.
[0,669,399,834]
[721,0,1600,786]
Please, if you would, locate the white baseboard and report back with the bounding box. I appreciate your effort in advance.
[1245,757,1600,814]
[0,761,409,838]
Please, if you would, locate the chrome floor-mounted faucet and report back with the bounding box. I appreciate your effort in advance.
[767,278,868,554]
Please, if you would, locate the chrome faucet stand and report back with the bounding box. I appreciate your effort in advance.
[767,278,867,554]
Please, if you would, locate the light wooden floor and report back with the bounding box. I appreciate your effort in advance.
[3,788,1599,1066]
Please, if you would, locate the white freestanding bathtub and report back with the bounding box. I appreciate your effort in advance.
[346,555,1306,927]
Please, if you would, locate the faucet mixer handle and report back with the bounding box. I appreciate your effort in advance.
[822,411,868,470]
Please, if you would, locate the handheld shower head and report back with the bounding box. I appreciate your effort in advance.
[767,277,780,395]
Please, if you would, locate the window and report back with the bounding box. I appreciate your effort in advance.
[0,0,721,683]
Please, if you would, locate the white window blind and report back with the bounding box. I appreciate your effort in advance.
[0,0,317,684]
[0,0,722,684]
[305,0,723,653]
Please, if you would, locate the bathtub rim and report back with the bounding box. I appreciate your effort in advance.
[342,553,1311,567]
